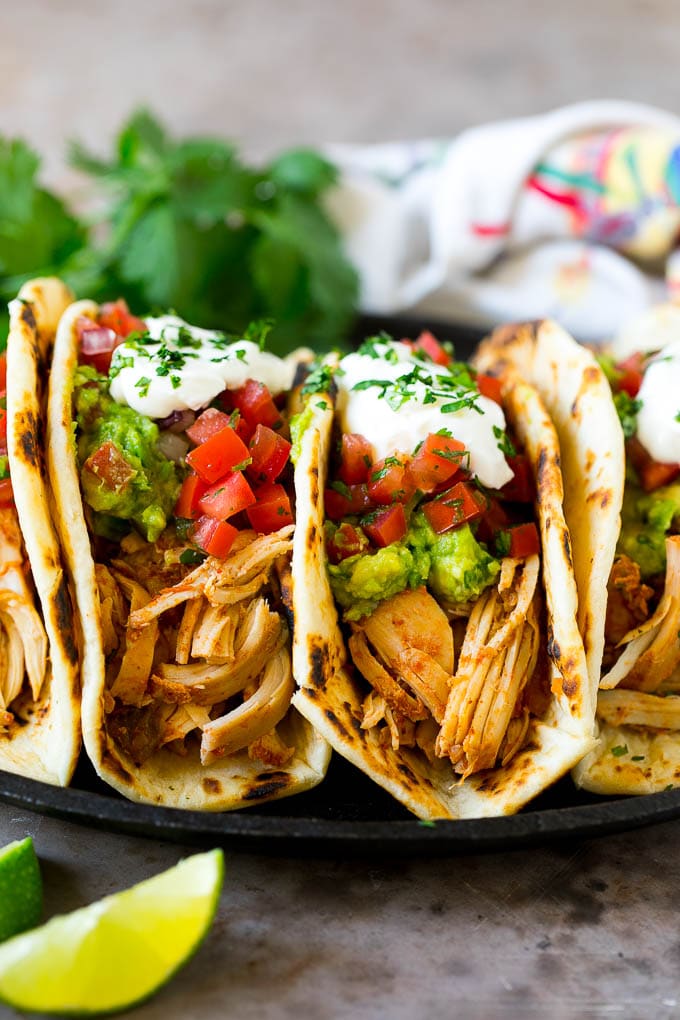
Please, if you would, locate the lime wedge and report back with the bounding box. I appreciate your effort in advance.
[0,847,224,1015]
[0,837,42,943]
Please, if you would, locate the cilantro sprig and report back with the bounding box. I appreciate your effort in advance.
[0,111,358,354]
[351,344,482,416]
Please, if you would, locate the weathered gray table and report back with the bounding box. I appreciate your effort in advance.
[2,1,680,1015]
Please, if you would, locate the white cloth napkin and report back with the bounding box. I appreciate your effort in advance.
[326,100,680,343]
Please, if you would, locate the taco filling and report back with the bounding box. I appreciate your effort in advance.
[0,347,48,734]
[309,332,555,780]
[594,336,680,730]
[68,301,307,772]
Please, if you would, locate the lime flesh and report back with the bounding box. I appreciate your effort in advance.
[0,847,224,1015]
[0,837,42,943]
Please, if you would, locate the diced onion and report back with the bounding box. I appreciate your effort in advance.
[79,325,118,355]
[158,431,189,462]
[157,409,196,433]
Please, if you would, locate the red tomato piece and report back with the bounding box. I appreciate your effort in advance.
[0,406,6,444]
[246,483,294,533]
[198,472,256,521]
[186,426,251,483]
[191,516,238,558]
[82,441,134,492]
[247,425,291,484]
[615,352,645,398]
[231,380,281,429]
[324,483,373,521]
[476,373,504,405]
[338,434,373,485]
[174,473,209,519]
[326,522,369,564]
[98,299,146,339]
[367,456,415,505]
[421,482,486,534]
[475,496,510,545]
[0,477,13,506]
[407,434,467,493]
[0,355,7,393]
[627,437,680,492]
[504,522,540,558]
[500,455,534,502]
[362,504,407,547]
[411,330,450,366]
[186,408,232,446]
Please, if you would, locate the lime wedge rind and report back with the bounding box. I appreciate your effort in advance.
[0,848,224,1016]
[0,837,42,944]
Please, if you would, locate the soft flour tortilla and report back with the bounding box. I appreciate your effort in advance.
[2,278,81,785]
[475,320,673,796]
[47,299,329,810]
[291,373,595,819]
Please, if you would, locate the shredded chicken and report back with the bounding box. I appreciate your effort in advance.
[97,525,297,768]
[603,555,654,666]
[436,556,541,777]
[0,505,48,711]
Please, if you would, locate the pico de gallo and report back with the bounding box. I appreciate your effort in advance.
[318,332,540,621]
[74,300,296,560]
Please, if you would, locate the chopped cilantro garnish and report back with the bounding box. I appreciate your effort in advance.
[302,362,335,396]
[231,458,252,473]
[493,424,517,458]
[631,755,645,762]
[611,744,628,757]
[0,455,9,480]
[243,318,275,350]
[330,479,351,499]
[352,357,482,416]
[357,333,399,362]
[179,548,207,566]
[614,391,642,439]
[134,376,151,397]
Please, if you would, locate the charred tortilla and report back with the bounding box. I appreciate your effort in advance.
[291,366,595,819]
[1,278,80,785]
[47,299,329,810]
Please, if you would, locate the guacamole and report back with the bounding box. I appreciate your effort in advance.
[74,366,182,543]
[618,478,680,579]
[327,512,499,620]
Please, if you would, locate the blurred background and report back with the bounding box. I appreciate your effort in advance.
[4,0,680,183]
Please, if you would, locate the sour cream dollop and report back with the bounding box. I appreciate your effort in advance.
[336,341,513,489]
[109,316,295,418]
[636,339,680,464]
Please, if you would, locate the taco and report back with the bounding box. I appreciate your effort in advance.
[476,315,680,795]
[291,332,594,819]
[2,277,80,785]
[47,297,329,810]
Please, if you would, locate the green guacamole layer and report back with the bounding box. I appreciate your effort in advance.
[73,365,182,543]
[618,477,680,579]
[328,512,500,621]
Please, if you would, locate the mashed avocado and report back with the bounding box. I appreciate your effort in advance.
[327,511,499,620]
[74,366,182,543]
[618,478,680,578]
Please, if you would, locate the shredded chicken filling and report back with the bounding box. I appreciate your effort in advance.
[597,536,680,734]
[98,526,297,767]
[349,556,543,777]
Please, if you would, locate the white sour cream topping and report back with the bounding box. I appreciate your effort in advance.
[109,316,296,419]
[336,342,513,489]
[636,338,680,464]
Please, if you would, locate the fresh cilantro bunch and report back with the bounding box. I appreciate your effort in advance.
[68,110,358,354]
[0,139,85,338]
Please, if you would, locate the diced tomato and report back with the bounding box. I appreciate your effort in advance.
[500,455,534,503]
[186,408,232,446]
[326,522,369,564]
[337,434,373,485]
[82,441,134,492]
[503,522,540,559]
[407,433,468,493]
[0,477,13,506]
[362,504,407,547]
[246,483,294,533]
[475,495,510,545]
[627,436,680,492]
[77,319,120,373]
[0,405,6,446]
[186,426,250,483]
[367,456,415,505]
[98,299,146,339]
[198,471,256,521]
[615,352,645,398]
[247,425,291,484]
[174,473,209,519]
[411,330,450,366]
[324,483,373,521]
[476,373,503,405]
[231,380,281,429]
[0,355,7,393]
[421,482,486,534]
[191,516,238,558]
